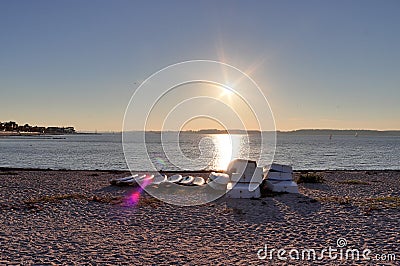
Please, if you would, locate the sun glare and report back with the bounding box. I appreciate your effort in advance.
[212,134,242,170]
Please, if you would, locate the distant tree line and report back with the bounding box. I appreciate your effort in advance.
[0,121,75,134]
[278,129,400,136]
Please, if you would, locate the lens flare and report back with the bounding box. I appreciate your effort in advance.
[127,191,141,206]
[154,157,166,170]
[125,174,153,207]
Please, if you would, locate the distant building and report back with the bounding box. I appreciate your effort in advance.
[45,126,76,134]
[0,121,75,134]
[64,127,75,134]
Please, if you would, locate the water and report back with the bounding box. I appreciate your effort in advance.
[0,133,399,170]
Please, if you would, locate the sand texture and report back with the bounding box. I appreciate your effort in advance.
[0,169,399,265]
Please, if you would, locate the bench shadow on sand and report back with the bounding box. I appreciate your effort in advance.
[96,184,322,225]
[223,193,322,224]
[298,183,331,192]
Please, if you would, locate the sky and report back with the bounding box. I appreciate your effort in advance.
[0,0,399,131]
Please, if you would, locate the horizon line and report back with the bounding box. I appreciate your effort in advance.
[78,128,400,133]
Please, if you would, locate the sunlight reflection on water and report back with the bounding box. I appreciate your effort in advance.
[209,134,248,170]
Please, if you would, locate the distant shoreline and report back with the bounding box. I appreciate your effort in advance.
[0,131,43,136]
[0,131,98,137]
[1,167,399,173]
[125,129,400,136]
[2,129,399,136]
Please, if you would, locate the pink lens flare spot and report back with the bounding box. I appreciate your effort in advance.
[127,191,141,206]
[125,174,153,206]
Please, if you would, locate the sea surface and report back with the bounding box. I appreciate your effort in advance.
[0,132,399,171]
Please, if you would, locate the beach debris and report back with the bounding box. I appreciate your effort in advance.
[225,159,263,198]
[266,163,293,173]
[109,174,153,186]
[192,176,205,186]
[167,174,183,183]
[179,176,195,185]
[110,173,208,187]
[207,172,230,190]
[264,163,299,193]
[109,174,139,186]
[296,172,324,183]
[226,182,261,199]
[152,174,167,185]
[224,160,299,197]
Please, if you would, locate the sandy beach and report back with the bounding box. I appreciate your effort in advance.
[0,169,399,265]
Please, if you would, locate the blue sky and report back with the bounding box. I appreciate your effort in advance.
[1,0,399,131]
